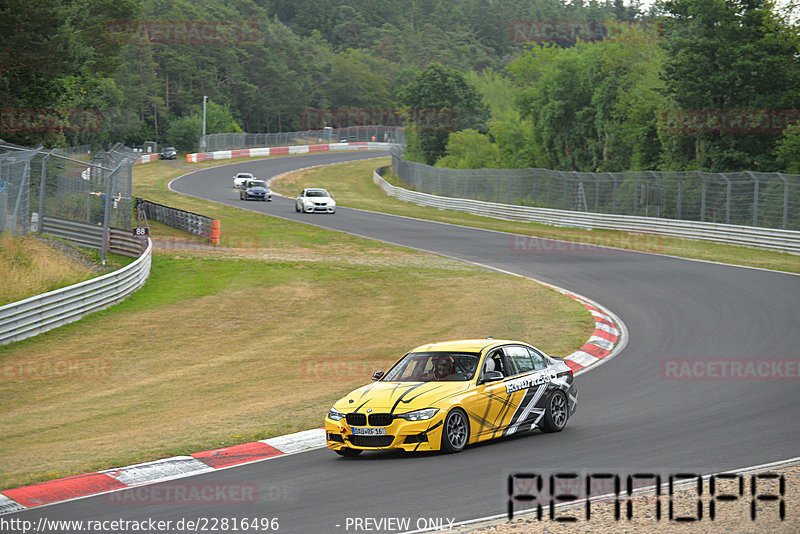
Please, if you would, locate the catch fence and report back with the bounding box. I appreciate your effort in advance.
[1,141,138,260]
[390,147,800,231]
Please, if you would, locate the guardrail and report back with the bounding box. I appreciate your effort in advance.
[41,216,148,257]
[0,238,152,345]
[136,198,219,244]
[374,167,800,254]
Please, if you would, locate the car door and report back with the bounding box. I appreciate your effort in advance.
[500,345,556,435]
[468,347,520,440]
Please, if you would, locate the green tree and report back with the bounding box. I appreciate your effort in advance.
[658,0,800,171]
[435,129,502,169]
[775,124,800,173]
[398,64,488,164]
[165,101,242,151]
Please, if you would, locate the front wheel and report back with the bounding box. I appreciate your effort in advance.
[541,390,568,433]
[441,408,469,453]
[334,448,362,457]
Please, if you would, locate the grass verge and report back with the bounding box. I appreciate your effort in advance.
[271,158,800,274]
[0,156,593,490]
[0,234,128,306]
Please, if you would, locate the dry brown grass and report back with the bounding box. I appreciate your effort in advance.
[0,234,96,306]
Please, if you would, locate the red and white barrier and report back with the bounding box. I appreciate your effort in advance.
[134,154,160,165]
[185,142,392,163]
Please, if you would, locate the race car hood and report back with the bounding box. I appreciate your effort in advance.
[333,380,470,414]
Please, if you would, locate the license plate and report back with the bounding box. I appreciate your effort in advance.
[351,427,386,436]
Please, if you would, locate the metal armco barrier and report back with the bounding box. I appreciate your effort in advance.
[374,167,800,255]
[41,216,104,250]
[137,198,217,242]
[0,238,152,345]
[40,216,146,256]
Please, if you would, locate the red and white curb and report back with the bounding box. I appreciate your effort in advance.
[185,141,393,163]
[0,429,326,514]
[561,293,624,374]
[0,294,623,515]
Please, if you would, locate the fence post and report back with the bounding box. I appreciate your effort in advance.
[746,171,758,227]
[777,173,788,230]
[38,150,56,229]
[700,173,706,222]
[723,173,731,224]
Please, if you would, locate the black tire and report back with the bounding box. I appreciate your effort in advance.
[334,448,362,457]
[540,390,569,433]
[441,408,469,453]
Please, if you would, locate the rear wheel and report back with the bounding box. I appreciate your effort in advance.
[334,448,362,457]
[441,408,469,453]
[541,390,568,433]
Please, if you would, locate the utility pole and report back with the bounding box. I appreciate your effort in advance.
[201,95,208,151]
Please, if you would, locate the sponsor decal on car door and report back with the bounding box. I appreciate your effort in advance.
[502,369,553,435]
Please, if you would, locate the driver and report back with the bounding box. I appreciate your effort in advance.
[425,354,453,380]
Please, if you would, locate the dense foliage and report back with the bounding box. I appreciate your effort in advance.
[1,0,798,172]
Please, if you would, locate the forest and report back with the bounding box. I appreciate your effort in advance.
[1,0,799,173]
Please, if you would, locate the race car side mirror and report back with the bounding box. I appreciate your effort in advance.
[482,370,503,383]
[372,370,384,381]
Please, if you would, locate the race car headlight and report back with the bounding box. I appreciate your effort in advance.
[396,408,439,421]
[328,408,345,421]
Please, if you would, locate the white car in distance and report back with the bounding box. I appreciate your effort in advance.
[295,188,336,214]
[233,172,255,189]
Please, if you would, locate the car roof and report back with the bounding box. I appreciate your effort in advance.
[408,339,526,354]
[304,188,328,192]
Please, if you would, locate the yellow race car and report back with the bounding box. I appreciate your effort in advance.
[325,339,578,456]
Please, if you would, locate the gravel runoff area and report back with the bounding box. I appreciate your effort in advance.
[455,459,799,534]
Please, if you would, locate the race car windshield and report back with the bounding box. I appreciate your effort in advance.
[307,190,328,197]
[382,352,480,382]
[249,181,266,187]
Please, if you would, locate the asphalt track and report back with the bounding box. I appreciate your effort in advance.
[16,151,800,532]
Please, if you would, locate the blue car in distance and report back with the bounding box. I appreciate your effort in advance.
[240,179,271,201]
